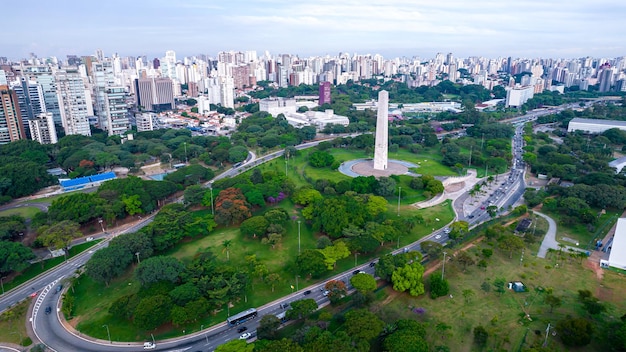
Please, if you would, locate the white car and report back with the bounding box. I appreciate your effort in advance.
[435,234,442,240]
[143,342,156,350]
[322,290,330,296]
[239,332,252,340]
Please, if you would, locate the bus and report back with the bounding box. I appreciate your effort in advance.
[227,308,258,326]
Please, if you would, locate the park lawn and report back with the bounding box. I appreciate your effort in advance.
[375,239,624,352]
[0,206,41,219]
[0,299,30,346]
[2,240,101,293]
[543,208,621,250]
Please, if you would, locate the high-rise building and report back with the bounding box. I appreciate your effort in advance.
[91,61,115,128]
[0,85,25,144]
[598,67,614,92]
[103,87,129,136]
[55,69,91,136]
[22,66,61,125]
[12,78,46,137]
[161,50,177,80]
[135,112,156,132]
[28,112,58,144]
[134,78,175,112]
[219,76,235,109]
[318,81,331,105]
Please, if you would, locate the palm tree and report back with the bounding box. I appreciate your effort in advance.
[222,240,232,260]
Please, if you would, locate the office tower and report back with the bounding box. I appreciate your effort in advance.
[598,67,614,92]
[134,78,175,112]
[28,112,58,144]
[319,81,331,105]
[0,85,26,144]
[103,87,129,136]
[188,82,198,97]
[373,90,389,170]
[219,76,235,108]
[91,61,115,128]
[152,58,160,70]
[161,50,177,80]
[56,69,91,136]
[13,77,46,137]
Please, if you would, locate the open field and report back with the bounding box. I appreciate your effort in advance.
[0,300,30,346]
[373,237,626,352]
[542,208,621,250]
[0,206,42,219]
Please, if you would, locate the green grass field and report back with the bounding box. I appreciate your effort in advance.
[0,206,42,219]
[373,238,626,352]
[542,208,621,250]
[0,300,30,346]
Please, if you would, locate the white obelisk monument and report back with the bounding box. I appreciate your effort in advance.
[373,90,389,170]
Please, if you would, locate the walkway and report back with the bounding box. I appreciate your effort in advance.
[535,211,587,258]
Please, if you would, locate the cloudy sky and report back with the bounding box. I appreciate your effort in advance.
[3,0,625,60]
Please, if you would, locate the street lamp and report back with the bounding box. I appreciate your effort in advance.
[441,252,447,280]
[135,252,141,265]
[297,220,301,254]
[296,275,299,291]
[102,324,111,344]
[201,325,208,344]
[397,186,402,216]
[354,252,358,266]
[1,276,5,295]
[98,219,105,233]
[209,183,214,217]
[184,142,188,163]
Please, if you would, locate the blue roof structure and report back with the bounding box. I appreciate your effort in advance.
[60,172,117,191]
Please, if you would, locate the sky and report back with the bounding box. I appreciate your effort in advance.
[3,0,626,61]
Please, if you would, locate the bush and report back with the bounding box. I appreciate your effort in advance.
[21,337,32,346]
[430,275,450,299]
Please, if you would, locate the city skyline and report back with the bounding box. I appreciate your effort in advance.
[4,0,626,60]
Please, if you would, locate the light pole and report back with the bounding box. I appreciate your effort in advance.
[201,325,208,344]
[135,252,140,265]
[209,183,214,217]
[98,219,105,233]
[543,322,551,347]
[1,276,5,295]
[184,142,188,163]
[151,333,155,345]
[397,186,402,216]
[354,252,359,266]
[102,324,111,343]
[297,220,301,254]
[296,275,299,291]
[441,252,447,280]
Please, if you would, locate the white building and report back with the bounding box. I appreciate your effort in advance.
[259,97,297,116]
[567,118,626,134]
[28,112,58,144]
[55,69,91,136]
[283,110,349,130]
[505,85,535,107]
[135,112,156,132]
[602,218,626,270]
[103,87,129,136]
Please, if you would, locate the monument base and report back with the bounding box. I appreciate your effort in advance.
[351,160,409,177]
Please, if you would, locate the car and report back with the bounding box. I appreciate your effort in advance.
[435,234,442,240]
[239,332,252,340]
[45,306,52,315]
[369,261,376,267]
[303,290,311,295]
[55,285,63,293]
[143,342,156,350]
[480,206,485,210]
[443,227,450,234]
[322,290,330,296]
[237,326,248,333]
[352,269,361,275]
[468,215,475,219]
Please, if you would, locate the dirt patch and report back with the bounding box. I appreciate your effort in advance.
[67,315,83,328]
[596,285,614,303]
[583,258,604,280]
[445,181,465,193]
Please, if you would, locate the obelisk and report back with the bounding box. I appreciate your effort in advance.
[373,90,389,170]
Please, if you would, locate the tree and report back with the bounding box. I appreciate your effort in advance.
[308,150,334,168]
[215,339,254,352]
[350,273,377,294]
[295,250,327,278]
[121,194,142,215]
[448,221,469,240]
[384,320,429,352]
[38,220,82,259]
[429,275,449,299]
[420,240,443,259]
[324,280,348,303]
[255,338,303,352]
[286,299,318,320]
[455,251,475,272]
[239,216,269,238]
[265,273,280,292]
[222,240,232,260]
[169,283,201,306]
[462,289,475,303]
[319,241,350,269]
[183,185,206,206]
[545,294,562,313]
[0,241,35,274]
[498,235,525,258]
[109,231,154,262]
[557,316,593,347]
[214,188,252,225]
[228,146,249,163]
[257,314,281,340]
[391,262,425,296]
[133,294,173,330]
[344,309,384,340]
[85,245,133,286]
[473,325,488,347]
[135,256,184,286]
[375,177,397,197]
